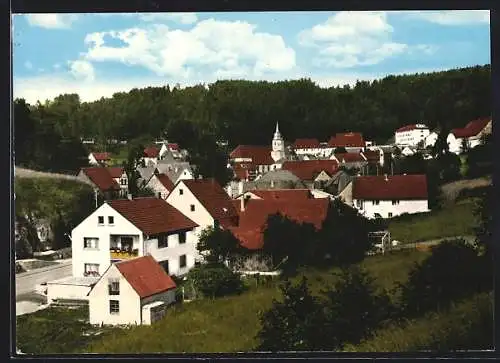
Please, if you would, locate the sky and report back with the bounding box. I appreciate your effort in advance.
[12,10,491,104]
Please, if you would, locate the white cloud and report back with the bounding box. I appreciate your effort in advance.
[82,19,296,79]
[298,11,411,68]
[404,10,490,25]
[68,60,95,81]
[24,61,33,70]
[25,14,79,29]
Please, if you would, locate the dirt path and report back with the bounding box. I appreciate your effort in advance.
[14,166,94,187]
[440,177,491,204]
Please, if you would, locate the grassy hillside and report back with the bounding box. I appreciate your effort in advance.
[388,198,478,243]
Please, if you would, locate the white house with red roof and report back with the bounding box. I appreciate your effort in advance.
[326,132,366,154]
[146,171,176,200]
[88,152,111,166]
[71,197,199,279]
[394,124,430,147]
[447,118,492,154]
[166,178,240,233]
[349,174,430,219]
[88,255,177,326]
[143,146,161,166]
[159,142,182,160]
[292,138,324,156]
[78,167,129,199]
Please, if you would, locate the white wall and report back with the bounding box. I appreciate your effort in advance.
[166,181,216,233]
[146,175,170,199]
[145,229,199,276]
[176,168,194,183]
[395,127,430,147]
[353,199,429,219]
[447,133,462,155]
[88,264,141,326]
[143,157,158,167]
[338,181,353,204]
[72,203,144,278]
[88,154,99,166]
[424,132,438,148]
[47,283,93,303]
[141,290,176,325]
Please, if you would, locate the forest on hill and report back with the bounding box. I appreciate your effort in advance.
[14,64,491,176]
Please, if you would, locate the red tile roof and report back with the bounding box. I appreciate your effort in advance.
[335,152,367,163]
[281,160,339,181]
[328,132,365,147]
[361,150,381,164]
[229,198,330,250]
[229,145,274,165]
[91,152,111,161]
[109,197,198,236]
[232,163,256,180]
[353,175,428,200]
[249,189,313,201]
[81,167,121,191]
[144,146,160,158]
[182,179,239,228]
[156,173,175,191]
[116,255,176,299]
[395,124,429,133]
[168,143,179,151]
[451,118,491,138]
[293,138,321,149]
[107,167,126,179]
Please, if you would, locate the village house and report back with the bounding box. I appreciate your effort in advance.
[292,138,324,157]
[424,131,439,149]
[78,167,129,200]
[88,255,177,326]
[447,117,492,154]
[347,174,429,219]
[234,188,315,202]
[146,171,175,200]
[330,152,369,174]
[326,132,366,154]
[88,152,111,167]
[394,124,430,147]
[159,142,182,160]
[155,160,195,185]
[166,178,240,233]
[71,197,199,279]
[281,159,339,189]
[143,146,160,167]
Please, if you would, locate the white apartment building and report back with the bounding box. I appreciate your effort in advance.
[394,124,430,147]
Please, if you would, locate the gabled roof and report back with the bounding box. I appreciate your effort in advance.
[229,198,330,250]
[293,138,321,149]
[155,173,175,191]
[229,145,274,165]
[328,132,365,148]
[91,152,111,161]
[335,152,367,163]
[80,167,122,191]
[281,160,339,181]
[144,146,160,158]
[181,179,239,228]
[248,189,313,201]
[451,118,491,138]
[109,197,198,236]
[353,175,428,200]
[116,256,176,299]
[107,167,126,179]
[395,124,429,133]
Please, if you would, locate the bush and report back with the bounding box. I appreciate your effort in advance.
[400,239,491,316]
[344,292,493,352]
[186,263,245,299]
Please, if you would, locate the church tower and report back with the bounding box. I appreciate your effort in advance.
[271,121,286,162]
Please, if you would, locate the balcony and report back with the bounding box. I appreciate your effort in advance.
[110,248,139,260]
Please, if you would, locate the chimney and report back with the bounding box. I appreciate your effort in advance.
[384,174,388,181]
[127,193,133,200]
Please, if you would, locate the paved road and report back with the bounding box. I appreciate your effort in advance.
[15,261,72,298]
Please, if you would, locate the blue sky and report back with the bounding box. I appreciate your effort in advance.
[12,10,490,104]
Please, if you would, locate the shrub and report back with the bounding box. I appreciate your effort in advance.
[400,239,490,316]
[186,263,245,299]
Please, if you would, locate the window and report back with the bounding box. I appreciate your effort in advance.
[161,260,169,274]
[179,254,187,268]
[179,231,186,244]
[158,235,169,248]
[157,192,162,199]
[179,189,184,195]
[84,237,99,249]
[109,300,120,314]
[190,204,195,212]
[372,200,380,205]
[84,263,99,276]
[108,279,120,295]
[108,216,114,225]
[388,213,393,218]
[392,200,400,205]
[98,216,104,225]
[120,177,128,185]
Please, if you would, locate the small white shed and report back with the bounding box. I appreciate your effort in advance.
[47,276,100,304]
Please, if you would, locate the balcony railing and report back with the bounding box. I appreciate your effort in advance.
[110,249,139,260]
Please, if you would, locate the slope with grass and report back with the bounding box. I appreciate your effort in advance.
[83,250,428,353]
[344,292,493,352]
[388,198,478,244]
